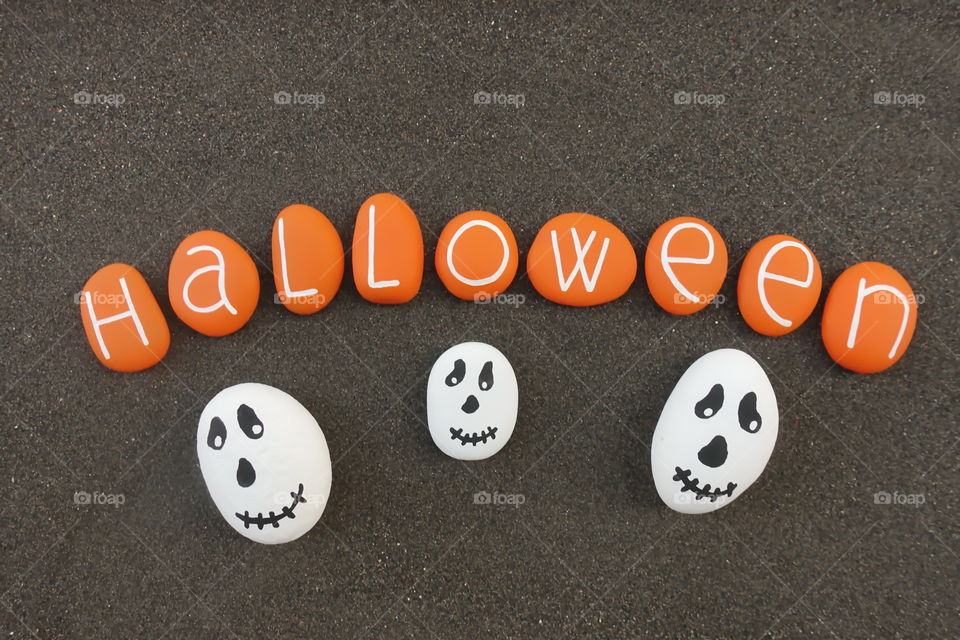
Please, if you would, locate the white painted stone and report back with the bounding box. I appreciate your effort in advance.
[427,342,518,460]
[651,349,778,514]
[197,383,331,543]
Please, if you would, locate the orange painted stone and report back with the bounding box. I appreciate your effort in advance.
[80,263,170,372]
[645,216,728,315]
[168,230,260,337]
[435,211,518,301]
[272,204,344,315]
[821,261,918,374]
[351,193,424,304]
[737,234,822,336]
[526,213,637,306]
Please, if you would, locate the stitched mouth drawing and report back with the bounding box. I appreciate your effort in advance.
[672,467,737,502]
[235,483,306,530]
[450,426,498,446]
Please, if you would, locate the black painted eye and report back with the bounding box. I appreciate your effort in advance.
[237,404,264,439]
[478,361,494,391]
[445,359,466,387]
[738,392,762,433]
[207,416,226,450]
[695,384,724,419]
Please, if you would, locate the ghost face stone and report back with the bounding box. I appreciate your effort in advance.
[427,342,518,460]
[197,383,332,543]
[651,349,778,514]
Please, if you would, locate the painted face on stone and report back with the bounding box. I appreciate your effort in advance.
[427,342,518,460]
[197,383,332,544]
[651,349,778,514]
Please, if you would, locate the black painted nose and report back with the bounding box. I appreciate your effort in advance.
[461,394,479,414]
[698,435,728,468]
[237,457,256,487]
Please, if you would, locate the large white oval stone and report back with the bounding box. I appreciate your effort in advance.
[651,348,778,514]
[197,383,332,543]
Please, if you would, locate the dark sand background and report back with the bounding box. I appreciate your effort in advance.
[1,2,957,638]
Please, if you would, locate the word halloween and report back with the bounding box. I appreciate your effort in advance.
[80,193,918,375]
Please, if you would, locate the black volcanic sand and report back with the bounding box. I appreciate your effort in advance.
[1,2,957,638]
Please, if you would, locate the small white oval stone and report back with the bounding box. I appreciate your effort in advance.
[197,383,332,544]
[427,342,518,460]
[651,348,778,514]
